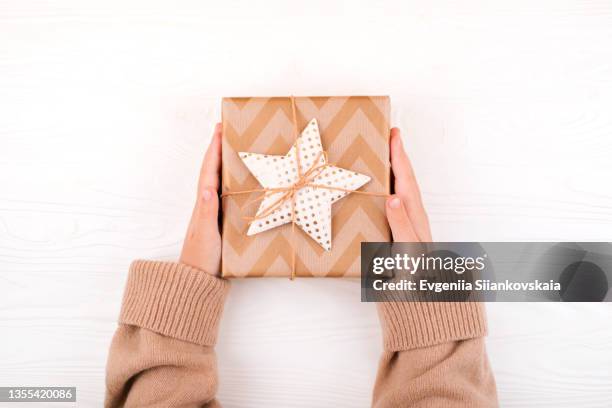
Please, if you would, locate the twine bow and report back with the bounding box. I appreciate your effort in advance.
[222,96,389,279]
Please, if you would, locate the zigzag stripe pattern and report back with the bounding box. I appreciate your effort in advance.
[221,96,391,278]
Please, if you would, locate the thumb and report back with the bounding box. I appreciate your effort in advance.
[194,187,220,237]
[180,187,221,274]
[386,195,419,242]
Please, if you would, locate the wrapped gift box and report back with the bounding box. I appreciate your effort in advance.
[221,96,391,278]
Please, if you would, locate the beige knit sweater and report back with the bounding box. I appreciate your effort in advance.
[105,261,498,407]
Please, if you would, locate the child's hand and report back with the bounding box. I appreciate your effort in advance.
[180,123,222,275]
[385,128,432,242]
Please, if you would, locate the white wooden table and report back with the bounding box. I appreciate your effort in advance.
[1,1,611,406]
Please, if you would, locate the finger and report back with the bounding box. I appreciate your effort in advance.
[181,185,221,274]
[390,128,422,206]
[199,123,222,192]
[386,195,419,241]
[192,186,220,238]
[390,128,432,241]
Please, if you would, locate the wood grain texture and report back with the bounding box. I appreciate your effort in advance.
[1,0,611,406]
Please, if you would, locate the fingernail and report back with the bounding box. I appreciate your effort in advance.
[202,189,212,201]
[394,132,403,148]
[388,197,401,209]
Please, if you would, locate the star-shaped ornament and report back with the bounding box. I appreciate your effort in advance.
[238,119,371,250]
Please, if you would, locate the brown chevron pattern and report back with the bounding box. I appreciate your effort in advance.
[221,96,391,278]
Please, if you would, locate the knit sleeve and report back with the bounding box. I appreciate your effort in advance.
[105,261,230,407]
[372,302,498,407]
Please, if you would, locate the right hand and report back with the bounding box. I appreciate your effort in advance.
[385,128,432,242]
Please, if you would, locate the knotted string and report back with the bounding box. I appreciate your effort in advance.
[222,96,389,279]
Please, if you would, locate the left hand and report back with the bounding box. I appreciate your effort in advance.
[179,123,223,276]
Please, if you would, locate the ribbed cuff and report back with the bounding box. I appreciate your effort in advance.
[119,260,230,346]
[377,302,488,351]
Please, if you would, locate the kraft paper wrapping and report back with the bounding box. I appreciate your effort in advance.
[221,96,391,278]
